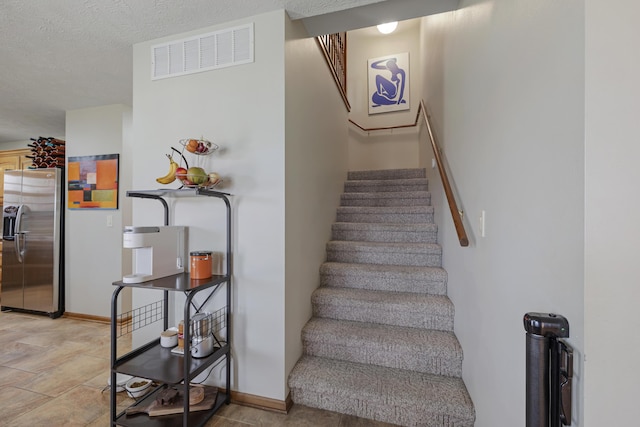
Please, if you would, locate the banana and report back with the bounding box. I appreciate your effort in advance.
[156,155,179,184]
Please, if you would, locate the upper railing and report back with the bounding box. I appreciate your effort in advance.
[349,101,469,247]
[316,33,350,111]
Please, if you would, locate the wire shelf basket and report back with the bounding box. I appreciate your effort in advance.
[116,299,164,338]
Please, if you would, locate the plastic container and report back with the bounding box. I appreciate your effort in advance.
[125,377,152,398]
[190,251,213,280]
[160,329,178,348]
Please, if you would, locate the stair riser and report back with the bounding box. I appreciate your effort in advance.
[340,196,431,207]
[336,211,434,224]
[302,339,462,377]
[320,273,447,295]
[326,250,442,267]
[347,169,426,180]
[313,303,454,331]
[332,229,437,243]
[344,183,429,193]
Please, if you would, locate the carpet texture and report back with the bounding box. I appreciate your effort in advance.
[288,168,475,426]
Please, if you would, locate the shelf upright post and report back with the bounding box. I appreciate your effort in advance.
[110,285,124,426]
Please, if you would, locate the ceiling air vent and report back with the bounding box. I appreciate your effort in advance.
[152,23,254,80]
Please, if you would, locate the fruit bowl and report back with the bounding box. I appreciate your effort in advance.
[182,179,222,188]
[181,179,222,188]
[176,168,222,188]
[179,138,219,156]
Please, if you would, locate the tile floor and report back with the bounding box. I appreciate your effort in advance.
[0,311,396,426]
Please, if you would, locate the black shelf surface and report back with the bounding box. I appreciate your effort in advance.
[113,272,228,292]
[115,385,229,427]
[114,343,229,384]
[127,188,231,198]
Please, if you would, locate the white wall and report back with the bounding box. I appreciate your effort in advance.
[347,20,422,171]
[283,17,349,394]
[584,1,640,425]
[421,1,585,426]
[0,140,33,150]
[132,10,288,400]
[65,104,132,317]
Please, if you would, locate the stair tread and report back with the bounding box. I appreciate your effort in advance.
[345,177,428,186]
[321,260,446,274]
[289,355,475,426]
[341,191,431,199]
[320,262,448,295]
[303,317,461,356]
[332,222,437,231]
[313,287,453,316]
[327,240,441,253]
[347,168,427,180]
[312,287,454,330]
[336,205,434,213]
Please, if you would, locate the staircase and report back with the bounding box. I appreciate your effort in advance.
[288,168,475,426]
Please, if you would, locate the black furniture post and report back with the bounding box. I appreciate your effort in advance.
[523,312,572,427]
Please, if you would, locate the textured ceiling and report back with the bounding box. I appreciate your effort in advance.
[0,0,390,143]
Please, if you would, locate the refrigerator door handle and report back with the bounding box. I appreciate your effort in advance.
[14,204,24,234]
[14,205,26,263]
[14,232,25,263]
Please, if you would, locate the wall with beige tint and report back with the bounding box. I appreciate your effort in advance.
[347,19,422,171]
[420,1,585,426]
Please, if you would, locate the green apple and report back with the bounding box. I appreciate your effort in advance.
[187,167,208,185]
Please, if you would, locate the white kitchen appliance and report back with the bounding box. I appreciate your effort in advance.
[122,226,185,283]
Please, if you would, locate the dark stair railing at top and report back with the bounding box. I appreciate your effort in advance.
[350,100,470,247]
[316,33,350,111]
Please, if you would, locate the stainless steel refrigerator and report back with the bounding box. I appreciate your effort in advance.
[1,168,64,318]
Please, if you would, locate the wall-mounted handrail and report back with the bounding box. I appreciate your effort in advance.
[349,101,469,247]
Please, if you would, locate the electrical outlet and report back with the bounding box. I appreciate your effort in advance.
[106,215,113,227]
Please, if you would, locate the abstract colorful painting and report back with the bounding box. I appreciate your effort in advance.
[368,52,410,114]
[67,154,119,209]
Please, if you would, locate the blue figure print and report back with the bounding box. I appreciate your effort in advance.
[371,57,407,107]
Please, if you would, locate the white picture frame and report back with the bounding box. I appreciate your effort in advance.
[368,52,410,115]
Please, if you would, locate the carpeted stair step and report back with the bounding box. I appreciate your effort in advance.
[344,178,428,193]
[320,262,448,295]
[326,241,442,267]
[312,287,454,331]
[288,355,475,427]
[347,168,426,181]
[332,222,438,243]
[340,191,431,207]
[301,317,462,377]
[336,206,434,224]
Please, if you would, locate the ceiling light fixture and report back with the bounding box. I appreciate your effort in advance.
[377,21,398,34]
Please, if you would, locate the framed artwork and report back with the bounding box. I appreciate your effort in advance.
[67,154,119,209]
[368,52,410,114]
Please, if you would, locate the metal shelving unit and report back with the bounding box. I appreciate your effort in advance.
[110,188,232,427]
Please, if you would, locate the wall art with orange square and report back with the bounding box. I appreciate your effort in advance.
[67,154,119,209]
